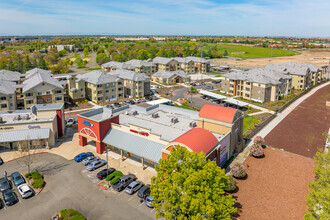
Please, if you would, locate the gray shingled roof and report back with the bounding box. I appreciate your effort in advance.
[152,57,175,65]
[0,70,23,82]
[25,68,53,78]
[124,59,156,68]
[108,69,150,81]
[265,62,321,76]
[76,70,120,85]
[0,128,50,143]
[186,56,210,63]
[0,80,17,95]
[22,72,64,93]
[223,68,292,85]
[101,61,125,69]
[152,70,189,79]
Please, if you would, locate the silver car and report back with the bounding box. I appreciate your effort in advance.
[145,195,154,208]
[86,160,107,171]
[125,181,144,195]
[82,156,100,166]
[17,183,34,199]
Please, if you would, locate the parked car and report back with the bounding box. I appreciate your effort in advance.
[10,172,25,187]
[66,118,75,126]
[200,82,206,86]
[129,100,135,105]
[125,181,144,195]
[122,100,130,105]
[137,184,150,198]
[17,183,34,199]
[145,195,154,208]
[0,157,3,165]
[206,85,214,90]
[86,160,107,171]
[2,190,18,206]
[112,174,136,192]
[82,156,100,166]
[133,99,140,104]
[201,95,207,99]
[74,152,93,162]
[96,168,116,180]
[114,103,121,108]
[0,177,12,192]
[145,96,152,101]
[190,83,197,86]
[106,104,114,109]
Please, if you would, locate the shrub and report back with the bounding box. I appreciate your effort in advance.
[224,175,237,192]
[31,178,44,188]
[25,171,42,180]
[105,170,123,182]
[253,136,265,146]
[25,173,32,179]
[250,144,264,157]
[231,163,247,179]
[60,208,86,220]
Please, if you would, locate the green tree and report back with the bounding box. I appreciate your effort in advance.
[38,56,48,69]
[151,146,237,220]
[96,53,109,65]
[137,49,149,60]
[305,148,330,220]
[83,48,89,57]
[223,50,229,56]
[23,55,33,73]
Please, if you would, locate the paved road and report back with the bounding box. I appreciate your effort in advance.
[0,153,154,220]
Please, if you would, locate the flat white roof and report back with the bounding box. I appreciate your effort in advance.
[146,98,171,106]
[199,90,227,100]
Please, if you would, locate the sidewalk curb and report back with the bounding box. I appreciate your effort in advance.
[98,184,108,191]
[37,182,46,194]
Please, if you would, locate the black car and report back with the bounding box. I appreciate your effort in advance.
[200,82,206,85]
[129,100,135,105]
[137,184,151,198]
[114,103,121,108]
[0,157,3,165]
[96,168,116,180]
[190,83,196,86]
[112,174,136,192]
[0,177,12,192]
[2,190,19,206]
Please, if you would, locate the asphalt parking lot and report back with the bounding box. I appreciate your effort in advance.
[0,153,154,220]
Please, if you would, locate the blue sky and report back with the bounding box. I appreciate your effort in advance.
[0,0,329,37]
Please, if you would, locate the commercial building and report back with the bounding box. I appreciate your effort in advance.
[151,71,190,84]
[221,68,292,103]
[265,62,324,89]
[0,103,65,150]
[77,103,244,167]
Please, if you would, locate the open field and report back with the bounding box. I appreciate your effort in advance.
[265,84,330,158]
[211,48,330,69]
[233,147,314,220]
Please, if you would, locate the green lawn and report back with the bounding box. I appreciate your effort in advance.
[243,115,261,133]
[217,44,298,59]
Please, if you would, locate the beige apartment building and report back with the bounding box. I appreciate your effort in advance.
[222,68,292,103]
[152,57,180,72]
[0,81,17,111]
[102,60,157,76]
[152,71,190,85]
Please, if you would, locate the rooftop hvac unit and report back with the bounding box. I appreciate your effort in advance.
[171,117,179,124]
[152,113,159,118]
[132,111,138,115]
[189,121,197,128]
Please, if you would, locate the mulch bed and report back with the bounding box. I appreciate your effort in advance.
[232,147,315,220]
[265,84,330,158]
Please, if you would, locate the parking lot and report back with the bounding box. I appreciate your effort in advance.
[0,153,155,220]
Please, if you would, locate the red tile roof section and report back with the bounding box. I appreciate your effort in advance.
[199,104,238,123]
[171,128,218,154]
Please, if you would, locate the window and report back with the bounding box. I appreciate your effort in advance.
[37,92,42,95]
[80,88,83,91]
[55,90,62,94]
[55,96,62,101]
[258,90,260,94]
[46,98,51,102]
[97,91,102,94]
[98,97,102,101]
[105,83,109,87]
[245,94,250,98]
[81,95,84,98]
[9,96,12,99]
[0,103,7,108]
[10,103,13,107]
[258,84,261,87]
[105,90,109,93]
[0,96,6,100]
[27,100,33,104]
[46,91,50,95]
[97,85,102,88]
[112,89,115,92]
[37,99,43,103]
[25,93,33,97]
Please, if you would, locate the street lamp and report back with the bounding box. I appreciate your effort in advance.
[104,149,110,188]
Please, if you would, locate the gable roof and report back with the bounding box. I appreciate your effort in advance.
[25,68,53,78]
[101,61,125,69]
[152,70,189,79]
[265,62,321,76]
[108,69,150,81]
[22,72,63,93]
[0,80,17,95]
[76,70,120,85]
[171,128,218,154]
[152,57,176,65]
[0,70,23,82]
[199,104,238,123]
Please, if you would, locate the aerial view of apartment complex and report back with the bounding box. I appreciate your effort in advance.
[0,0,329,220]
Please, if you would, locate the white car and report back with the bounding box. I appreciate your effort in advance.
[82,156,100,166]
[17,183,34,199]
[133,99,140,103]
[66,118,75,126]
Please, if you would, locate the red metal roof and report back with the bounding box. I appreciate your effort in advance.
[171,128,218,154]
[199,104,238,123]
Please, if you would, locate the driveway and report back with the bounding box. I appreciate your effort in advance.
[0,153,154,220]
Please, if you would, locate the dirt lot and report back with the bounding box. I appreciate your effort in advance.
[233,147,315,220]
[265,84,330,158]
[211,48,330,69]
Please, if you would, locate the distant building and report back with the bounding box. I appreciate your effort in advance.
[152,70,190,84]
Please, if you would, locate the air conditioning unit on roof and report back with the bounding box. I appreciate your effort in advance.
[152,113,159,118]
[171,117,179,124]
[189,121,197,128]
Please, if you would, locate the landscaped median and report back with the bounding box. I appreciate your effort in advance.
[25,171,45,193]
[52,208,86,220]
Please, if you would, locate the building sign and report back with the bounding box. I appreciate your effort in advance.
[28,125,41,129]
[130,129,149,137]
[219,133,230,168]
[0,127,14,130]
[83,121,93,127]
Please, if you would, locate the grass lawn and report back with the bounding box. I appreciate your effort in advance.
[217,44,298,59]
[243,115,261,133]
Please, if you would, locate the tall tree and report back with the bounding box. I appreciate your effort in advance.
[23,55,33,73]
[151,146,237,220]
[38,56,48,70]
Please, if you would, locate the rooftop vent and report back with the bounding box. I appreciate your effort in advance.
[171,117,179,124]
[189,121,197,128]
[132,111,138,115]
[152,113,159,118]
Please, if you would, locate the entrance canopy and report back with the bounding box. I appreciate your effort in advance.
[0,128,50,143]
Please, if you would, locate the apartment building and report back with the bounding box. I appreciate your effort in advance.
[0,70,24,83]
[173,57,195,74]
[185,56,210,73]
[265,62,323,89]
[102,59,157,76]
[150,57,180,72]
[152,71,190,84]
[0,81,17,111]
[222,68,292,103]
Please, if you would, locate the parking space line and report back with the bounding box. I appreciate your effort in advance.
[150,208,155,212]
[138,200,144,206]
[118,191,124,196]
[128,197,134,201]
